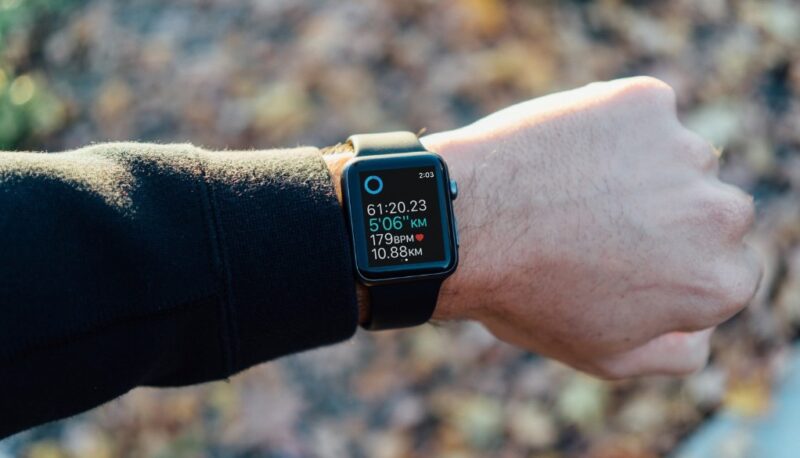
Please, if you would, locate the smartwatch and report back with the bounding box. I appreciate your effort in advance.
[341,131,459,330]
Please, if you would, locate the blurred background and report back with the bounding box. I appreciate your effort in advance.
[1,0,799,457]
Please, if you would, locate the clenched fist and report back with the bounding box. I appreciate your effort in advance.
[424,77,762,379]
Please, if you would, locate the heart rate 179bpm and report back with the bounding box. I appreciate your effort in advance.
[369,232,425,246]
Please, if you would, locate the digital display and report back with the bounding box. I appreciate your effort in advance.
[359,167,445,267]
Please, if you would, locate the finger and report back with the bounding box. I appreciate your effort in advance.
[704,179,756,243]
[676,129,720,175]
[667,243,762,334]
[595,328,714,379]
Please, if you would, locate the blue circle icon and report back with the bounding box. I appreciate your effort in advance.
[364,175,383,195]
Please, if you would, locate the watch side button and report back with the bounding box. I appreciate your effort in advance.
[449,179,458,200]
[454,216,460,248]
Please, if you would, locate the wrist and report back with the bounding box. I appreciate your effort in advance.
[421,131,486,322]
[323,133,483,327]
[322,149,372,326]
[322,150,352,204]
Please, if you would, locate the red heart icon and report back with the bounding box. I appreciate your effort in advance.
[415,233,424,242]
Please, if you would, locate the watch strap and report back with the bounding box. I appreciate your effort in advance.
[363,279,442,330]
[348,131,425,157]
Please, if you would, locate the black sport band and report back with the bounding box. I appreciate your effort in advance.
[347,132,447,330]
[364,279,443,330]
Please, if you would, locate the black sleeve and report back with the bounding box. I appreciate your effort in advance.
[0,143,358,438]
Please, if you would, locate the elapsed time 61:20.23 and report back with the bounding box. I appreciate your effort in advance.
[366,200,427,216]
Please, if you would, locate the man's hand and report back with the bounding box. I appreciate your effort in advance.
[422,77,762,379]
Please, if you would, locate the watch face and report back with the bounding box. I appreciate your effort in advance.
[344,153,457,281]
[359,166,445,267]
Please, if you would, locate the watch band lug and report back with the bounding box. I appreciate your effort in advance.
[348,131,425,157]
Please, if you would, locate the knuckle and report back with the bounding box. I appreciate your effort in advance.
[707,263,759,318]
[701,188,755,237]
[618,76,677,107]
[681,306,721,332]
[731,262,761,307]
[677,131,719,172]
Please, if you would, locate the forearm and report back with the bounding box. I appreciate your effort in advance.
[0,143,358,437]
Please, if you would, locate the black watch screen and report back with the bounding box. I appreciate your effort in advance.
[343,153,457,281]
[359,166,444,267]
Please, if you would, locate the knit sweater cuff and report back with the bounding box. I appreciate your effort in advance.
[201,147,358,373]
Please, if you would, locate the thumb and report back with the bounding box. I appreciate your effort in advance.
[596,328,715,379]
